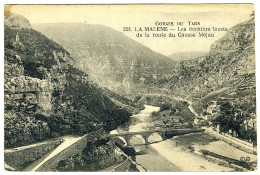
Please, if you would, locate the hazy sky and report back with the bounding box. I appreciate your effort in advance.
[7,4,254,55]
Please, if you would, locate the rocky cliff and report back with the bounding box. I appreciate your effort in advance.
[158,17,255,118]
[4,13,131,148]
[32,23,174,96]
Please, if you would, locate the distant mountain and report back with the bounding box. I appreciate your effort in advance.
[32,23,175,96]
[168,51,207,61]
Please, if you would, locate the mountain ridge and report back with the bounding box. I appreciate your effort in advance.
[157,17,255,117]
[32,23,175,96]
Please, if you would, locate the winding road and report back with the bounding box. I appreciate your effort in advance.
[24,135,83,171]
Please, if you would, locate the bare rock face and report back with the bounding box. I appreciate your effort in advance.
[4,52,52,147]
[32,23,174,97]
[4,50,70,147]
[210,18,255,54]
[4,54,54,113]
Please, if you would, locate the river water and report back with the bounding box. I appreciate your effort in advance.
[111,105,181,172]
[111,104,236,172]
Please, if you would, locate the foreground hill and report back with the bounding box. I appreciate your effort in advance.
[4,13,131,148]
[32,23,174,96]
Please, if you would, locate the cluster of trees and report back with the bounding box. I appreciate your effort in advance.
[56,138,118,171]
[151,100,195,122]
[213,102,256,143]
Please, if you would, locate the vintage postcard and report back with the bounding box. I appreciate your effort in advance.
[3,4,257,172]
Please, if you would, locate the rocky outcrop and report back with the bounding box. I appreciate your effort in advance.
[4,51,54,147]
[4,13,131,148]
[210,18,255,54]
[5,76,53,111]
[4,112,51,148]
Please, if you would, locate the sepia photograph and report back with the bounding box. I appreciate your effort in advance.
[2,3,257,172]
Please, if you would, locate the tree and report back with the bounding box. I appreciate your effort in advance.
[213,102,241,133]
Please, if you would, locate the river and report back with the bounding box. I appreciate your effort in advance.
[111,105,180,171]
[111,104,236,172]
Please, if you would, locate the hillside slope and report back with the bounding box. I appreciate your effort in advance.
[168,51,207,61]
[4,13,131,148]
[159,17,255,116]
[32,23,175,96]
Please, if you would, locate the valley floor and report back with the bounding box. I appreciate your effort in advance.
[120,105,256,172]
[151,139,234,172]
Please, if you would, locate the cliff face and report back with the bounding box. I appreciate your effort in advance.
[4,13,131,148]
[210,18,255,54]
[32,23,174,96]
[4,52,54,147]
[158,18,255,116]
